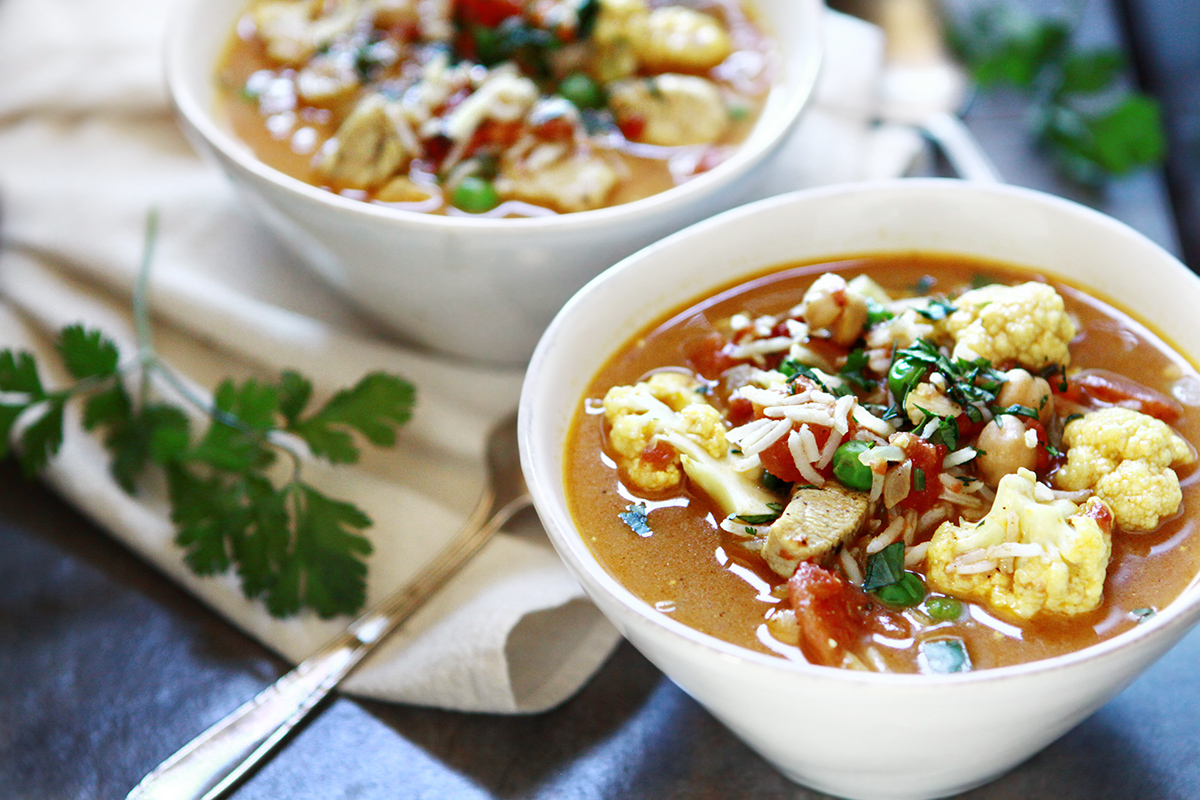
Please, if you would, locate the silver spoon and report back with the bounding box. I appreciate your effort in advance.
[126,412,530,800]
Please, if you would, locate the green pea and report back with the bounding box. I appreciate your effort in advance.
[832,440,874,491]
[452,176,500,213]
[924,596,963,621]
[888,356,924,403]
[558,71,605,110]
[874,572,925,607]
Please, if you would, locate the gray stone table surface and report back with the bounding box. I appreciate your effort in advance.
[3,1,1199,798]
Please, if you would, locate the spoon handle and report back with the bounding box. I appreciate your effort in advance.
[126,488,530,800]
[921,111,1003,184]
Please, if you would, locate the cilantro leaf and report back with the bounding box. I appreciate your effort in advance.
[289,372,416,464]
[191,379,279,473]
[0,219,414,619]
[0,349,45,396]
[285,486,373,618]
[862,541,906,592]
[949,1,1166,184]
[58,325,120,380]
[169,464,243,575]
[17,398,66,475]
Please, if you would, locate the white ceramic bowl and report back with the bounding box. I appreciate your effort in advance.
[519,179,1200,800]
[164,0,823,364]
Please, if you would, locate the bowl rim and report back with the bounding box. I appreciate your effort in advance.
[163,0,825,233]
[520,177,1200,687]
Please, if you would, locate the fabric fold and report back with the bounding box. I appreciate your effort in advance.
[0,1,921,713]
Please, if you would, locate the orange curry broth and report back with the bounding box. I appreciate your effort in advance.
[563,253,1200,671]
[214,1,772,216]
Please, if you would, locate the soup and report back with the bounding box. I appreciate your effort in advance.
[215,0,776,217]
[565,254,1200,673]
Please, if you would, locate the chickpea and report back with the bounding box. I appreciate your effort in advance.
[637,7,733,72]
[800,274,869,347]
[997,369,1054,425]
[976,415,1038,487]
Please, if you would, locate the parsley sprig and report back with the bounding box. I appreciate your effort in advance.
[0,215,416,618]
[948,1,1166,185]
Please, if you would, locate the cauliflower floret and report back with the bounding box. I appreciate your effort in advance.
[602,372,776,517]
[590,0,650,81]
[608,74,729,146]
[938,282,1077,369]
[603,372,727,492]
[1054,407,1195,531]
[926,468,1113,620]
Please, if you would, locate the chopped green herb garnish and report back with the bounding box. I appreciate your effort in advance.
[619,502,653,536]
[838,348,873,391]
[865,297,894,327]
[1131,607,1157,623]
[733,503,785,526]
[2,217,416,619]
[919,637,972,674]
[915,298,957,321]
[761,470,790,492]
[995,403,1039,420]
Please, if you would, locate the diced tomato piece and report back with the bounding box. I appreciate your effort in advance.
[531,115,575,141]
[757,424,834,485]
[457,0,523,27]
[1060,368,1183,422]
[684,332,739,380]
[898,435,946,512]
[726,395,755,428]
[422,135,454,168]
[641,440,677,470]
[759,434,803,484]
[1081,497,1115,532]
[617,114,647,142]
[1025,418,1055,473]
[787,563,873,667]
[471,119,525,150]
[954,412,986,443]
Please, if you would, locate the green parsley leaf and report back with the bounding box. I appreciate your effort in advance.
[865,297,894,327]
[862,541,906,592]
[0,216,417,619]
[949,1,1166,184]
[863,542,927,607]
[57,325,121,380]
[915,298,957,322]
[17,398,66,476]
[733,503,785,526]
[289,372,416,463]
[995,403,1038,420]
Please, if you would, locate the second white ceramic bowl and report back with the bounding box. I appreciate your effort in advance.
[165,0,823,363]
[520,179,1200,800]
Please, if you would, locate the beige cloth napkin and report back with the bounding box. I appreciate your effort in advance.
[0,0,921,713]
